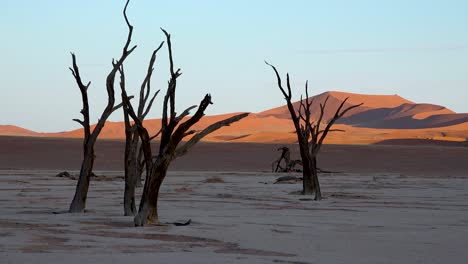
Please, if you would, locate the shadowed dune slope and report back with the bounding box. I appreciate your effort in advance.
[338,103,466,129]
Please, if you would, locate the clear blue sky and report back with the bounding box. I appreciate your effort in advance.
[1,0,467,132]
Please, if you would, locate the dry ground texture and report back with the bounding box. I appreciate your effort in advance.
[1,136,467,263]
[1,169,467,264]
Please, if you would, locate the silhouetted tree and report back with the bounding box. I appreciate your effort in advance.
[120,29,248,226]
[272,146,302,172]
[120,35,163,215]
[68,0,136,213]
[266,62,362,200]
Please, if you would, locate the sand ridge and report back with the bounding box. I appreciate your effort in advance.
[1,91,467,144]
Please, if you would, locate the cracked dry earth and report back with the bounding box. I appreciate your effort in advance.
[1,170,467,263]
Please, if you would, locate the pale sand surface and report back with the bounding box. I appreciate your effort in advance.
[1,136,467,263]
[1,170,467,263]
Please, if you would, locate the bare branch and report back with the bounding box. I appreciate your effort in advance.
[141,89,160,120]
[337,101,363,119]
[70,53,91,138]
[266,61,302,137]
[315,98,362,154]
[70,53,88,93]
[315,96,329,137]
[175,113,249,157]
[161,28,175,76]
[161,90,169,131]
[115,63,134,115]
[160,30,182,131]
[265,61,290,100]
[112,96,134,112]
[298,94,312,141]
[122,0,137,55]
[90,0,137,142]
[286,73,293,101]
[138,41,164,117]
[167,94,213,150]
[304,82,315,135]
[301,81,314,141]
[298,97,307,124]
[72,119,85,127]
[160,28,182,126]
[181,130,197,139]
[175,105,197,122]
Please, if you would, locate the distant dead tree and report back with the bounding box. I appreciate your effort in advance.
[68,1,136,213]
[119,28,248,226]
[272,146,302,172]
[266,62,362,200]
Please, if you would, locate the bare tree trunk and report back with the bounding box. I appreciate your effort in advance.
[123,129,140,215]
[309,157,321,200]
[135,144,144,187]
[123,139,139,215]
[123,179,137,215]
[69,147,95,212]
[299,146,315,195]
[134,158,169,226]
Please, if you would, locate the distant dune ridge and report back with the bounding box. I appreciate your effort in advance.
[1,91,467,144]
[0,125,40,137]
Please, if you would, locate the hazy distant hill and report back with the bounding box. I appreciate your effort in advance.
[0,125,41,137]
[2,91,467,144]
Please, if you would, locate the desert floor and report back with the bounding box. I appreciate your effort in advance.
[1,136,467,263]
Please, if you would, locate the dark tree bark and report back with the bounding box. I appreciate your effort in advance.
[135,146,145,187]
[120,29,249,226]
[121,36,163,216]
[266,62,362,200]
[68,0,137,213]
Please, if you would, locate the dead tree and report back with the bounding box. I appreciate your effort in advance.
[120,37,164,216]
[120,29,248,226]
[272,146,302,172]
[68,0,136,213]
[272,146,290,172]
[266,62,362,200]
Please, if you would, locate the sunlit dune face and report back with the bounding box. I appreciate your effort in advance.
[2,92,467,145]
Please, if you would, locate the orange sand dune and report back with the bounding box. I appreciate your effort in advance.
[0,125,40,137]
[339,102,465,129]
[413,107,454,119]
[208,120,468,145]
[316,91,414,109]
[257,91,413,120]
[2,91,467,145]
